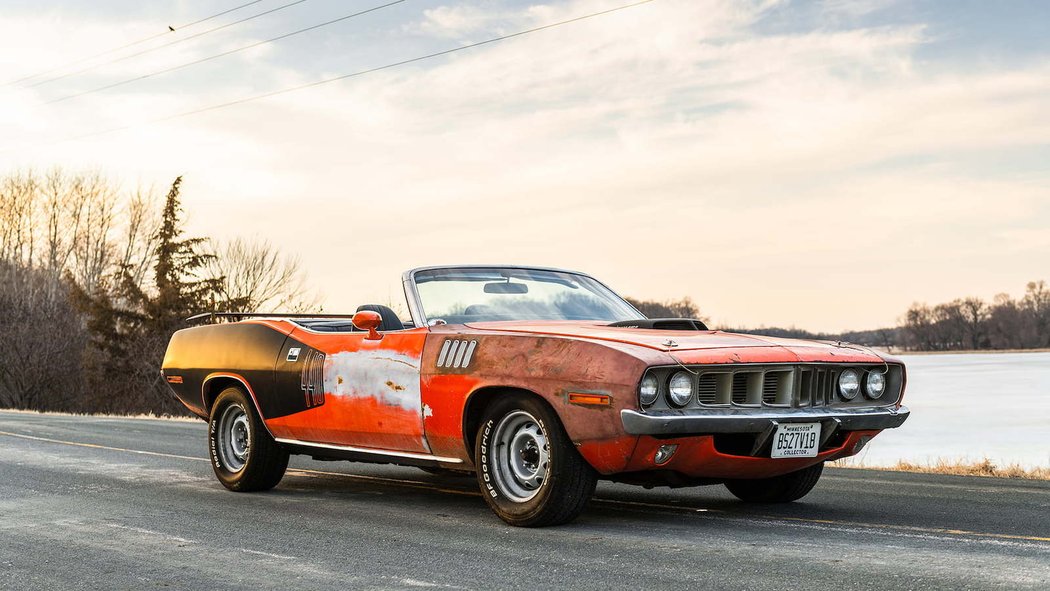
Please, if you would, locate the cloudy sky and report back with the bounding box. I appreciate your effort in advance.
[2,0,1048,331]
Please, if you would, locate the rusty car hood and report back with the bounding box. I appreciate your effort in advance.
[461,321,887,362]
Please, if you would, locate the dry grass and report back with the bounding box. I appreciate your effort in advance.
[0,408,200,422]
[834,457,1050,480]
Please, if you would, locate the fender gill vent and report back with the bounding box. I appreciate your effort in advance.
[301,350,326,408]
[437,339,477,369]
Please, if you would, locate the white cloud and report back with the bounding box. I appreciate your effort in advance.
[415,4,519,38]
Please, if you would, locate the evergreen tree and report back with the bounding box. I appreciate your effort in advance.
[127,176,224,333]
[73,176,223,414]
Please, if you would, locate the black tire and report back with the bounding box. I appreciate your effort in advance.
[724,463,824,503]
[475,395,597,527]
[208,386,289,492]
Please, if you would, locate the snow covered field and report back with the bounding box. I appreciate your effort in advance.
[850,351,1050,469]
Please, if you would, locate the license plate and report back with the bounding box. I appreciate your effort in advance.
[771,422,821,458]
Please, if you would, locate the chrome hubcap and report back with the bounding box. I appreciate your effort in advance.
[217,404,250,472]
[491,411,550,502]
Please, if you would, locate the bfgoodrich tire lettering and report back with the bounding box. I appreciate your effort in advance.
[724,462,824,503]
[208,386,289,492]
[475,395,597,527]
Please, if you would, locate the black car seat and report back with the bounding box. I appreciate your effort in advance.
[356,304,405,332]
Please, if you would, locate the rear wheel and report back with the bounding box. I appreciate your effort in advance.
[475,396,597,527]
[209,386,289,492]
[724,462,824,503]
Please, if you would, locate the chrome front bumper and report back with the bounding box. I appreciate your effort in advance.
[620,406,910,436]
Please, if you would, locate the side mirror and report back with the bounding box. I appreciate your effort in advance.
[352,310,383,340]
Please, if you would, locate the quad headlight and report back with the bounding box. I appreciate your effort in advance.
[838,369,860,400]
[639,374,659,406]
[667,371,694,407]
[865,370,887,399]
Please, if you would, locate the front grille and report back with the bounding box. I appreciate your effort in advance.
[731,373,749,405]
[799,367,839,406]
[698,374,719,404]
[644,363,901,411]
[692,369,792,407]
[762,372,779,405]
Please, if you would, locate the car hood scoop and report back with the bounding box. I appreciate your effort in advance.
[606,318,709,331]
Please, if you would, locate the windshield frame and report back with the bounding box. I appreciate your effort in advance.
[401,265,645,327]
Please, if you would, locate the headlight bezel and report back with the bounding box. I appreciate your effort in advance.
[639,373,659,406]
[864,369,887,399]
[838,368,861,400]
[667,371,695,407]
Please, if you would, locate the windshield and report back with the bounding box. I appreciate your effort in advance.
[411,267,644,324]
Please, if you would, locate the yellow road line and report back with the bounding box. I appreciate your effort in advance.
[2,428,1048,544]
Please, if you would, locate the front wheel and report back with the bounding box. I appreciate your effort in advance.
[476,396,597,527]
[209,386,289,492]
[724,462,824,503]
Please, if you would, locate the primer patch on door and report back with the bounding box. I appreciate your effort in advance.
[323,350,421,411]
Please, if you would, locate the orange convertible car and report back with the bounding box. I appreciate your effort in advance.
[161,265,909,526]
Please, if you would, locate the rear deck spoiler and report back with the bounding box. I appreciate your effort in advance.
[185,312,360,324]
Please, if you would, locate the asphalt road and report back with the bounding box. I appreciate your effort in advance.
[1,411,1048,590]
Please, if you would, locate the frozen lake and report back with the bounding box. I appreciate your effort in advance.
[845,351,1050,469]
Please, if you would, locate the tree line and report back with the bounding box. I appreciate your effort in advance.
[633,285,1050,352]
[900,284,1050,351]
[0,170,311,415]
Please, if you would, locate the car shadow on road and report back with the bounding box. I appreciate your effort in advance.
[263,464,883,532]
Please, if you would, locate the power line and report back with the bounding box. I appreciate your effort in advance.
[48,0,407,105]
[27,0,312,89]
[48,0,657,147]
[7,1,266,86]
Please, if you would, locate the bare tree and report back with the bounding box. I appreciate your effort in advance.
[116,186,162,296]
[0,171,39,266]
[205,238,316,312]
[69,173,118,292]
[1021,281,1050,348]
[0,262,86,410]
[0,168,124,293]
[986,293,1022,349]
[959,297,989,350]
[902,303,935,350]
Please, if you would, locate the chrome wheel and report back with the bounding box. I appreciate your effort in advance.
[490,410,550,502]
[217,403,250,472]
